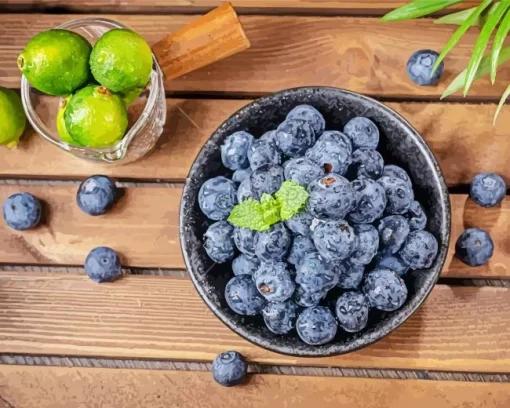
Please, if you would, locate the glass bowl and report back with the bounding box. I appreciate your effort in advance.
[20,18,166,164]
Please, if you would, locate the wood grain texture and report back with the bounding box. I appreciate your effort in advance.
[0,272,510,372]
[1,14,508,99]
[0,366,509,408]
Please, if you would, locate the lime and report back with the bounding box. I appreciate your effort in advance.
[18,29,92,96]
[0,87,26,148]
[90,29,152,92]
[64,85,128,148]
[56,95,82,146]
[117,86,143,105]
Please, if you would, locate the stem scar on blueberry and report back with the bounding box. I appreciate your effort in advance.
[323,163,333,173]
[323,177,336,187]
[259,283,271,293]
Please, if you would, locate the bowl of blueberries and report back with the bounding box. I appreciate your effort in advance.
[179,86,450,356]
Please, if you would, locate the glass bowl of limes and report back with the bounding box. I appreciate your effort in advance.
[19,18,166,164]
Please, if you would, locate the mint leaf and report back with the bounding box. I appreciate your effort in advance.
[227,199,270,231]
[275,181,310,221]
[260,193,281,225]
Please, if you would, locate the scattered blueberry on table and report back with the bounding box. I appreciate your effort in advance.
[211,351,248,387]
[470,172,506,208]
[84,246,122,283]
[2,192,42,230]
[406,49,444,86]
[76,175,118,216]
[455,228,494,267]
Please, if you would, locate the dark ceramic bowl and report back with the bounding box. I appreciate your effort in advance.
[180,87,451,357]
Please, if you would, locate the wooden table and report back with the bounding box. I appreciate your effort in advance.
[1,1,510,407]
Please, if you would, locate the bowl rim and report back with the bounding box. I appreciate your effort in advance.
[180,86,451,357]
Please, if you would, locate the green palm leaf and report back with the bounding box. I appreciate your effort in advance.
[491,6,510,82]
[435,2,499,26]
[381,0,464,22]
[493,85,510,124]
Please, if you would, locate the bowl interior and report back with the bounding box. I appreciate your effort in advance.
[180,87,450,357]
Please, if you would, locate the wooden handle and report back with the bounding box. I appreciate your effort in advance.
[152,2,250,81]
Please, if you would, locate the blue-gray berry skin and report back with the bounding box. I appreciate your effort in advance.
[294,285,327,307]
[306,131,352,175]
[336,260,364,289]
[248,138,281,171]
[470,173,506,208]
[234,227,258,257]
[84,247,122,283]
[255,223,292,263]
[363,269,408,312]
[377,176,414,215]
[3,193,42,231]
[232,168,253,184]
[407,49,443,86]
[407,200,427,231]
[400,230,439,270]
[375,254,409,277]
[203,221,235,263]
[232,254,260,276]
[296,306,338,346]
[313,220,357,261]
[276,119,316,158]
[288,235,316,266]
[348,178,386,224]
[250,164,284,200]
[225,275,266,316]
[350,224,379,265]
[76,175,117,216]
[262,301,299,335]
[260,130,278,146]
[335,291,370,333]
[237,178,253,202]
[199,176,238,221]
[296,252,338,292]
[285,210,314,237]
[253,262,295,302]
[308,174,358,220]
[212,351,247,387]
[350,148,384,180]
[455,228,494,267]
[221,131,254,170]
[382,165,412,187]
[286,104,326,136]
[283,157,323,187]
[343,117,379,150]
[378,215,411,255]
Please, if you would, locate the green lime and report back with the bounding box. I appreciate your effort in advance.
[0,87,26,148]
[56,95,82,146]
[90,29,152,92]
[18,29,92,96]
[64,85,128,148]
[117,86,143,105]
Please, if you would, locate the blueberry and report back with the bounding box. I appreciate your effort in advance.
[262,301,299,335]
[305,131,352,175]
[232,168,253,184]
[285,210,314,236]
[455,228,493,267]
[286,104,325,136]
[260,130,278,146]
[221,131,254,170]
[378,215,410,255]
[294,285,327,307]
[234,227,258,257]
[283,157,323,187]
[400,230,439,269]
[76,175,117,216]
[470,173,506,208]
[211,351,247,387]
[248,138,281,171]
[350,224,379,265]
[296,252,338,292]
[308,174,358,220]
[375,254,409,277]
[313,220,357,261]
[237,178,253,202]
[335,291,370,333]
[336,260,364,289]
[377,176,414,215]
[288,235,316,266]
[407,49,443,86]
[363,269,408,312]
[276,119,316,158]
[350,148,384,180]
[255,223,292,262]
[382,165,412,187]
[3,192,42,230]
[407,200,427,231]
[296,306,338,346]
[250,164,284,200]
[253,262,295,302]
[84,246,122,283]
[348,178,386,224]
[225,275,266,316]
[343,117,379,150]
[199,176,238,220]
[203,221,235,263]
[232,254,260,276]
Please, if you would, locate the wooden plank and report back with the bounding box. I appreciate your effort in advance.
[0,14,508,99]
[0,272,510,372]
[0,366,508,408]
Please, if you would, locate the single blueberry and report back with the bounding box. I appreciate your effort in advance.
[294,285,327,307]
[296,306,338,346]
[262,301,299,335]
[407,49,443,86]
[350,148,384,180]
[84,246,122,283]
[234,227,258,257]
[363,269,408,312]
[221,131,254,170]
[308,174,358,220]
[232,168,253,184]
[350,224,379,265]
[211,351,247,387]
[237,178,253,202]
[288,235,316,266]
[225,275,266,316]
[407,200,427,231]
[348,178,386,224]
[203,221,235,263]
[335,291,370,333]
[283,157,323,187]
[305,131,352,175]
[400,230,439,270]
[285,210,314,236]
[199,176,238,221]
[253,262,295,302]
[470,173,506,208]
[455,228,494,267]
[286,104,326,136]
[3,192,42,231]
[343,117,379,150]
[255,223,292,263]
[248,138,281,171]
[232,254,260,276]
[260,130,278,146]
[378,215,411,255]
[276,119,316,158]
[296,252,338,292]
[336,260,364,289]
[377,176,414,215]
[313,219,358,261]
[250,164,284,200]
[375,254,409,277]
[76,175,117,216]
[382,165,412,187]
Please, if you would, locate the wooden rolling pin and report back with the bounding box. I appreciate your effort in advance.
[152,2,250,80]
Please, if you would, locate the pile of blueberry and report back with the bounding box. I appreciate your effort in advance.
[198,104,440,346]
